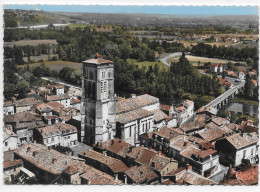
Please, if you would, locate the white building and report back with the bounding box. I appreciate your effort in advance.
[3,128,19,152]
[210,64,223,73]
[53,85,65,95]
[3,101,15,115]
[46,94,71,108]
[215,132,259,167]
[239,71,245,80]
[35,123,78,147]
[170,100,194,126]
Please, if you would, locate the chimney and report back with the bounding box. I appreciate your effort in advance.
[158,151,162,157]
[52,158,58,164]
[111,140,114,145]
[26,147,31,153]
[186,164,192,171]
[227,164,234,179]
[151,162,155,167]
[48,146,52,150]
[183,141,188,146]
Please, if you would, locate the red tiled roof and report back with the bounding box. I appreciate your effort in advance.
[226,133,258,149]
[46,94,70,101]
[139,132,154,139]
[116,94,159,114]
[180,147,201,159]
[4,112,42,123]
[211,117,228,126]
[4,129,18,141]
[152,109,169,122]
[38,123,77,136]
[149,154,173,172]
[236,165,258,185]
[124,165,158,183]
[47,102,64,108]
[3,159,23,169]
[116,108,153,124]
[71,98,81,104]
[154,127,181,140]
[15,98,43,107]
[160,104,171,111]
[136,149,157,165]
[198,128,225,142]
[194,149,217,159]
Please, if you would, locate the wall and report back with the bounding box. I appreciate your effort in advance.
[235,145,257,166]
[4,106,15,115]
[3,136,18,152]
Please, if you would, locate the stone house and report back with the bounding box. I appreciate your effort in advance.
[53,85,64,95]
[4,100,15,115]
[70,98,81,111]
[3,159,23,183]
[3,128,19,152]
[210,64,223,73]
[215,132,259,167]
[46,94,71,108]
[34,123,78,147]
[14,98,43,113]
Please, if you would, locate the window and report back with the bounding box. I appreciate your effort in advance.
[90,72,93,80]
[5,142,8,146]
[104,81,107,92]
[129,127,132,137]
[51,137,54,142]
[102,71,105,79]
[101,82,103,93]
[108,72,111,78]
[251,148,254,156]
[243,150,246,158]
[68,136,70,139]
[142,124,144,132]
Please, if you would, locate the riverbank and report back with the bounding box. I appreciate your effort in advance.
[232,96,259,106]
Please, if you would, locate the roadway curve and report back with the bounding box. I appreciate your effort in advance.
[159,52,182,66]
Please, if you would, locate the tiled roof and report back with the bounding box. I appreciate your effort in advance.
[124,165,158,183]
[180,147,201,159]
[194,149,217,159]
[38,123,77,136]
[198,128,225,142]
[170,138,192,151]
[239,121,259,134]
[35,103,52,112]
[4,129,18,141]
[226,133,258,149]
[221,178,244,185]
[236,165,258,185]
[46,94,70,101]
[116,108,153,124]
[160,104,171,111]
[177,170,215,185]
[15,143,120,184]
[226,123,240,131]
[4,100,14,107]
[187,135,206,144]
[197,106,217,115]
[4,112,42,123]
[149,154,172,172]
[71,98,81,104]
[47,102,64,108]
[14,98,43,107]
[94,138,133,158]
[116,94,159,114]
[16,121,45,130]
[80,150,128,173]
[152,109,169,122]
[136,149,157,165]
[180,122,203,133]
[154,127,181,140]
[3,159,23,169]
[211,117,228,126]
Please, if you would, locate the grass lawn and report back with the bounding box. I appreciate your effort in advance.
[233,96,259,106]
[127,59,169,71]
[167,55,246,66]
[18,61,82,71]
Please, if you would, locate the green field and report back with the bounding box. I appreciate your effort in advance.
[67,24,88,28]
[127,59,169,71]
[18,61,82,71]
[167,55,246,66]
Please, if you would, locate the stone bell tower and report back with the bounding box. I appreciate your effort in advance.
[81,53,116,145]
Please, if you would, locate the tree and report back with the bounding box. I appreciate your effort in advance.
[16,80,31,97]
[244,73,254,98]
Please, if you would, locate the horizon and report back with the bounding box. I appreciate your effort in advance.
[4,5,258,16]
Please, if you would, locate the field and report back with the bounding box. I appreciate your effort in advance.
[4,39,58,47]
[167,55,246,66]
[127,59,169,71]
[18,61,82,71]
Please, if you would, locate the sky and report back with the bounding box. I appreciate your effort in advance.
[4,5,259,15]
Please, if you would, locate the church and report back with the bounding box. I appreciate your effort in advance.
[81,54,175,146]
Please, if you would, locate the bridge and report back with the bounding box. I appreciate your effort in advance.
[205,81,245,110]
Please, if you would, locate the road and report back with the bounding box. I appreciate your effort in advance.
[159,52,182,66]
[41,77,81,90]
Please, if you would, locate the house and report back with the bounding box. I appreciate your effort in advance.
[170,100,194,126]
[124,165,159,184]
[197,106,218,117]
[217,78,232,89]
[14,143,121,184]
[211,116,229,127]
[3,128,19,152]
[138,132,153,147]
[160,104,172,116]
[70,98,81,111]
[35,103,53,116]
[53,85,64,95]
[215,132,259,167]
[179,114,206,134]
[78,149,128,180]
[223,70,238,78]
[152,109,176,130]
[4,100,15,115]
[210,64,223,73]
[34,123,78,147]
[3,159,23,183]
[251,79,258,87]
[247,70,257,78]
[93,138,133,165]
[151,127,181,153]
[46,94,71,108]
[14,98,43,113]
[164,165,215,185]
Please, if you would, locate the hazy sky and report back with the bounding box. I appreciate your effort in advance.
[4,5,258,15]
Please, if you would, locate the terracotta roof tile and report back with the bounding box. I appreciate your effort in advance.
[3,159,23,169]
[116,108,153,124]
[124,165,158,183]
[226,133,258,149]
[160,104,171,111]
[71,98,81,104]
[46,94,70,102]
[116,94,159,114]
[38,123,77,136]
[154,127,181,140]
[152,109,169,122]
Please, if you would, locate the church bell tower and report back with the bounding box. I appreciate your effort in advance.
[81,53,117,145]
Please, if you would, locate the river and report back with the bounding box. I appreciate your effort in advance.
[221,102,259,116]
